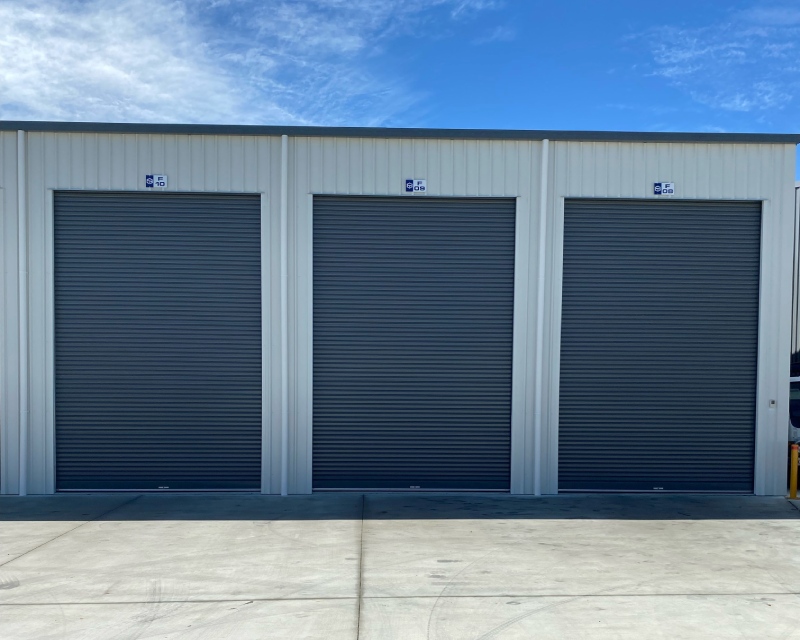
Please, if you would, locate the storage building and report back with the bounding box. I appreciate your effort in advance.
[1,122,798,495]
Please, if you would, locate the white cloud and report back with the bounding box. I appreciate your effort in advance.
[450,0,503,19]
[634,7,800,114]
[763,42,795,57]
[736,6,800,26]
[692,82,793,112]
[0,0,266,123]
[472,25,515,45]
[0,0,498,125]
[634,5,800,114]
[698,125,728,133]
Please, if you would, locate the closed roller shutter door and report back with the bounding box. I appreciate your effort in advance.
[559,199,761,492]
[55,192,262,491]
[313,197,515,490]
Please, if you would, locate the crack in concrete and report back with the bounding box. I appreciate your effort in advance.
[0,495,143,570]
[356,494,365,639]
[2,592,800,607]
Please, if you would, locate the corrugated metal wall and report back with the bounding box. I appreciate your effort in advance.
[0,131,795,495]
[0,131,19,494]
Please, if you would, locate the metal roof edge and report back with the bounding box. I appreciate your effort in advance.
[2,120,800,144]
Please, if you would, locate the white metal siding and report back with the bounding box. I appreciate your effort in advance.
[0,131,19,494]
[0,131,795,495]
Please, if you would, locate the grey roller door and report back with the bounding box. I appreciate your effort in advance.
[55,192,262,491]
[559,199,761,492]
[313,196,515,490]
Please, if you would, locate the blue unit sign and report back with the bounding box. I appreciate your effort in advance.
[405,179,427,193]
[654,182,675,195]
[145,174,168,188]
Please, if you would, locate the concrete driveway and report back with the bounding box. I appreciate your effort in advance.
[1,494,799,639]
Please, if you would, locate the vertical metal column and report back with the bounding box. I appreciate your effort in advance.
[533,139,549,496]
[280,134,289,496]
[17,129,28,497]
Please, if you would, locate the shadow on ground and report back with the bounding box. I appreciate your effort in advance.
[0,493,798,522]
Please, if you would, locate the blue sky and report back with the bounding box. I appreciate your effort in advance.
[1,0,799,140]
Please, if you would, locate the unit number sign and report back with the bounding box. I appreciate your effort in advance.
[145,174,168,188]
[653,182,675,195]
[405,179,427,193]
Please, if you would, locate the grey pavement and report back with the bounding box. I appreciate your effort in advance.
[0,494,799,639]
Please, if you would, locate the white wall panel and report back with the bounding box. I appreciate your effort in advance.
[0,132,19,494]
